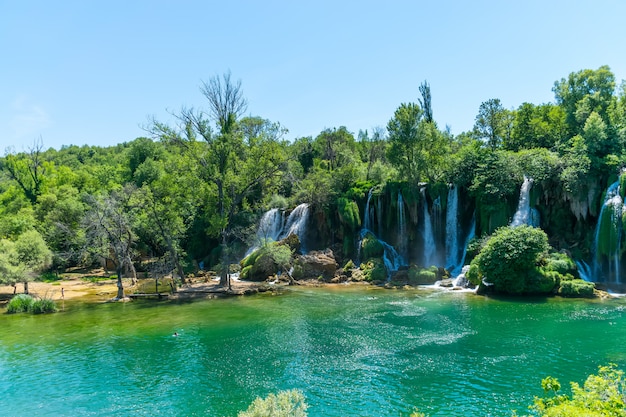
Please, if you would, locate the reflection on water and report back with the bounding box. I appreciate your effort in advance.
[1,288,626,416]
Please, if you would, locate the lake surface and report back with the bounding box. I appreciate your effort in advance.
[1,287,626,416]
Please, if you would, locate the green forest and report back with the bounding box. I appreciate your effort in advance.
[1,66,625,297]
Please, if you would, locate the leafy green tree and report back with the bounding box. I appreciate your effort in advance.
[507,103,567,151]
[528,364,626,416]
[469,150,521,233]
[468,225,551,294]
[131,154,200,285]
[238,389,308,417]
[473,98,510,150]
[83,187,137,299]
[387,102,423,184]
[0,230,52,294]
[35,185,87,268]
[357,127,389,182]
[1,139,50,204]
[553,65,616,136]
[149,73,288,288]
[387,101,449,184]
[312,126,358,172]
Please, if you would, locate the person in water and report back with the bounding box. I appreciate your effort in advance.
[173,332,179,337]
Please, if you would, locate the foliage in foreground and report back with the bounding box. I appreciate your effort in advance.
[519,364,626,416]
[5,294,57,314]
[238,389,308,417]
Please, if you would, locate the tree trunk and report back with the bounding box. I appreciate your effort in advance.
[23,281,29,294]
[116,266,124,299]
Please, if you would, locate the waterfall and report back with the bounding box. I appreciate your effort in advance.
[246,208,284,255]
[421,188,436,267]
[576,260,593,282]
[363,189,373,230]
[248,203,310,256]
[358,188,406,278]
[398,192,407,258]
[593,181,624,282]
[511,176,535,227]
[279,203,310,251]
[445,186,459,271]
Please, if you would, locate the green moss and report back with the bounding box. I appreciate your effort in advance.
[558,279,595,297]
[241,265,252,280]
[597,204,621,258]
[361,233,384,260]
[360,258,386,282]
[337,197,361,231]
[407,265,438,285]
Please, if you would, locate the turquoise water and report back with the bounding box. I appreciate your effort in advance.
[1,287,626,416]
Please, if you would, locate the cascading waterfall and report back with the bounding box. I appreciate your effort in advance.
[421,188,436,267]
[279,203,310,252]
[358,188,405,278]
[248,203,310,256]
[511,176,537,227]
[246,208,284,255]
[445,185,459,271]
[397,192,407,258]
[593,181,624,283]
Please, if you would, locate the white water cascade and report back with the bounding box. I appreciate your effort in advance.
[421,188,436,267]
[445,186,459,271]
[593,181,624,282]
[358,189,406,279]
[279,203,310,250]
[246,208,284,255]
[248,203,310,255]
[511,176,539,227]
[398,192,407,258]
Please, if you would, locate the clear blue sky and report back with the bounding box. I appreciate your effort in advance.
[2,0,625,151]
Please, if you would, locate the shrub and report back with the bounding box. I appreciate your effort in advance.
[361,233,384,260]
[530,364,626,416]
[238,389,308,417]
[6,294,34,314]
[6,294,58,314]
[558,279,595,298]
[471,225,552,294]
[30,298,58,314]
[544,252,577,275]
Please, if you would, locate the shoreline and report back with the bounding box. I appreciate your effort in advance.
[0,274,617,307]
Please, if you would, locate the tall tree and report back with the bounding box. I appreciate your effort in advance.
[1,138,48,204]
[149,73,287,289]
[473,98,507,150]
[0,230,52,294]
[418,81,433,123]
[83,187,137,299]
[386,102,423,184]
[553,65,616,136]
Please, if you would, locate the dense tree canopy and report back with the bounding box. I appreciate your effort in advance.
[0,66,624,290]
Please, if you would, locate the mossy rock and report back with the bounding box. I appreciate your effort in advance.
[337,197,361,231]
[407,265,438,285]
[361,233,384,260]
[558,279,595,298]
[279,234,300,253]
[360,258,386,282]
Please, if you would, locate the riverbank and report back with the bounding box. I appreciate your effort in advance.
[0,270,273,306]
[0,270,615,307]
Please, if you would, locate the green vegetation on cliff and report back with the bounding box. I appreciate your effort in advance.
[0,66,624,289]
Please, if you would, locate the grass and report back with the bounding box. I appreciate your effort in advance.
[6,294,58,314]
